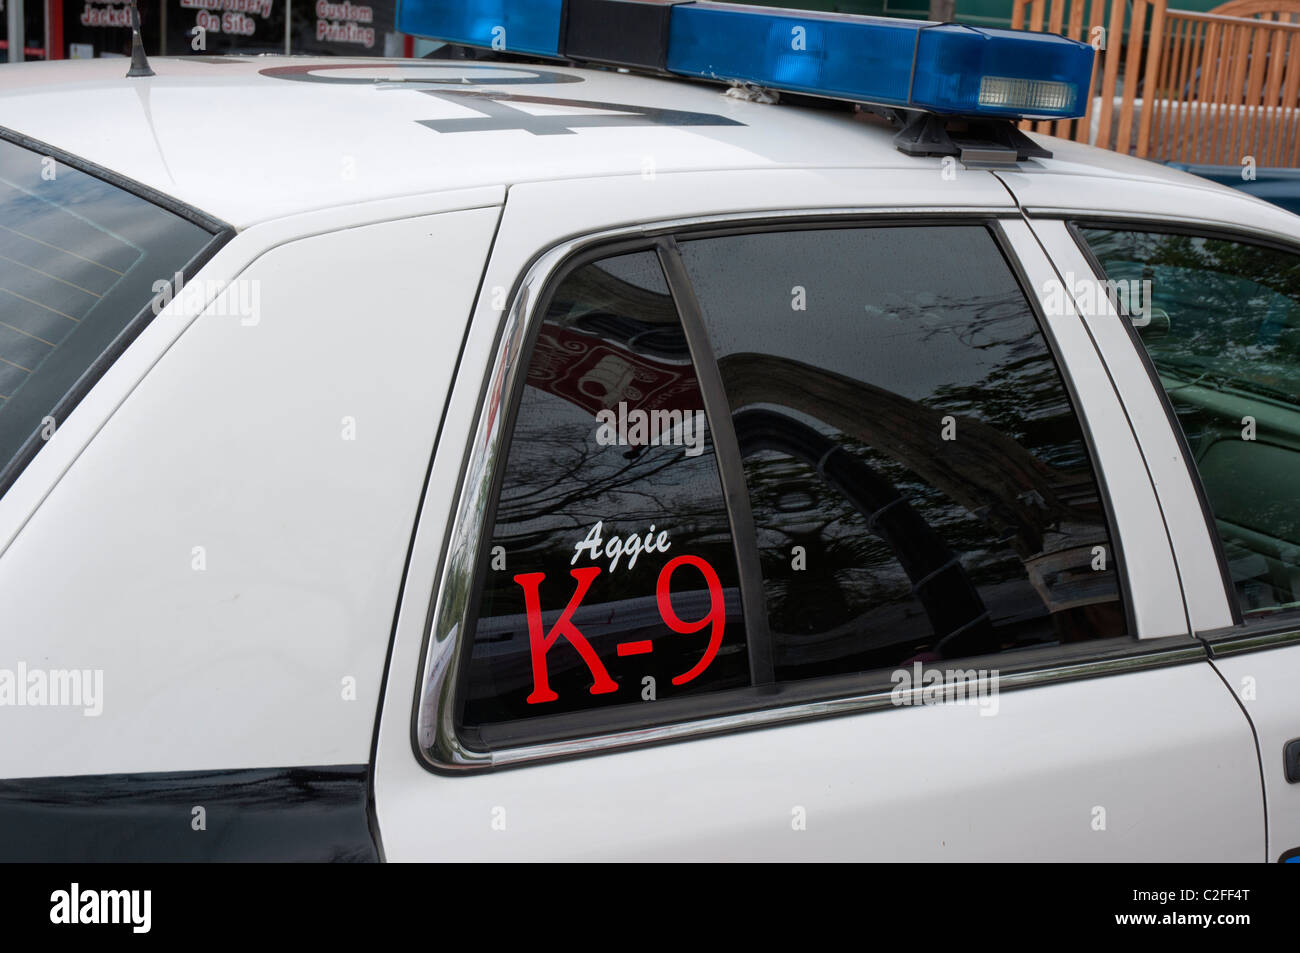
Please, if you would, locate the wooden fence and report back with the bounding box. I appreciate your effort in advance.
[1011,0,1300,165]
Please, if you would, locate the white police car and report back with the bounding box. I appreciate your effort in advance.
[1,0,1299,863]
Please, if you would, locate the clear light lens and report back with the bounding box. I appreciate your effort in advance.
[910,24,1094,118]
[979,76,1077,112]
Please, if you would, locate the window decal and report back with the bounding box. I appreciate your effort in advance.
[514,522,727,706]
[462,250,749,729]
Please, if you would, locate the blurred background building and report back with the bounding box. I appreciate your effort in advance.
[2,0,405,60]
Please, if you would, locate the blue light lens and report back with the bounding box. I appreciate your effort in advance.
[910,25,1094,118]
[667,5,1091,119]
[397,0,564,57]
[396,0,1095,122]
[667,5,919,108]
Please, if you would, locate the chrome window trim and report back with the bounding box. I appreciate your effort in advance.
[413,209,1208,775]
[1204,625,1300,657]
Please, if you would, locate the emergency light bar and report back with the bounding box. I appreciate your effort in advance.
[396,0,1094,121]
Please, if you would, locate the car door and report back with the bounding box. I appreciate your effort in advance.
[372,171,1263,861]
[1020,195,1300,862]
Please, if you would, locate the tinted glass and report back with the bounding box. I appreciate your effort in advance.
[0,138,215,489]
[1080,226,1300,617]
[462,251,749,729]
[680,225,1126,681]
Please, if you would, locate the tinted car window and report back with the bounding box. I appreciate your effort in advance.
[679,225,1126,681]
[1080,226,1300,618]
[462,250,749,730]
[0,138,217,492]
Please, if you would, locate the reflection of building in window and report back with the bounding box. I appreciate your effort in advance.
[683,224,1126,681]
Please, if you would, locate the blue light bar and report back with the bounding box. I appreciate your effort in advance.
[397,0,1095,121]
[911,24,1092,118]
[667,5,1093,119]
[397,0,564,57]
[667,5,919,110]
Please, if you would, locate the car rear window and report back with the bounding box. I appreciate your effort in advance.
[0,136,219,493]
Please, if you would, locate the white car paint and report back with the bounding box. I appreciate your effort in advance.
[0,207,498,776]
[379,660,1262,861]
[0,55,1262,230]
[0,53,1295,861]
[1212,648,1300,863]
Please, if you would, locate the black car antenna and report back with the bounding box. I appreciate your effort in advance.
[126,0,155,78]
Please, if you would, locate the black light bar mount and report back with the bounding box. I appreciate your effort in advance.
[891,110,1053,163]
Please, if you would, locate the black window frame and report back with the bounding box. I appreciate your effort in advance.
[418,212,1196,772]
[1068,216,1300,646]
[0,126,234,501]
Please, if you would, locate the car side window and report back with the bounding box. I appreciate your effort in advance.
[461,250,750,733]
[457,225,1132,749]
[678,225,1126,681]
[1079,226,1300,619]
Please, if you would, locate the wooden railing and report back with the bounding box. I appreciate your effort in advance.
[1011,0,1128,146]
[1011,0,1300,165]
[1149,5,1300,163]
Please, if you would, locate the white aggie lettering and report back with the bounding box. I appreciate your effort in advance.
[571,521,605,565]
[571,521,670,573]
[50,883,151,934]
[593,402,707,457]
[604,535,624,571]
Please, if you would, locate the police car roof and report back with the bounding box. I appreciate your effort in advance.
[0,54,1261,230]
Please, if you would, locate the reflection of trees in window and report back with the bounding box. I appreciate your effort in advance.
[1085,229,1300,407]
[1084,227,1300,618]
[711,259,1120,668]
